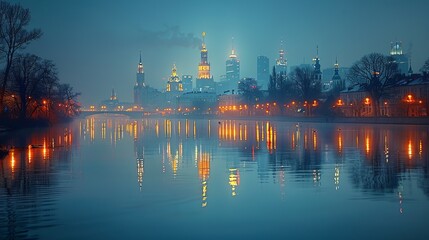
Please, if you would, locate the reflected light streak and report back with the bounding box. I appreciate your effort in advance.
[178,120,181,136]
[256,123,260,143]
[137,158,144,191]
[43,138,47,160]
[155,120,159,137]
[313,130,317,151]
[186,119,189,138]
[208,120,211,138]
[193,121,196,139]
[334,166,340,190]
[365,135,370,154]
[28,145,32,163]
[338,132,343,153]
[229,168,240,197]
[408,140,413,160]
[11,149,15,173]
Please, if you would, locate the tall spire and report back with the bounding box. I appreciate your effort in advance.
[408,58,413,75]
[201,32,207,51]
[229,37,237,58]
[137,52,144,74]
[171,64,178,77]
[198,31,210,79]
[313,46,321,80]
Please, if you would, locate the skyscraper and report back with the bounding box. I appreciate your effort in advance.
[390,41,408,74]
[196,32,215,92]
[275,42,287,78]
[257,56,269,90]
[226,38,240,87]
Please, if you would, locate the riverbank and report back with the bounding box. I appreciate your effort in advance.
[0,117,75,133]
[141,114,429,125]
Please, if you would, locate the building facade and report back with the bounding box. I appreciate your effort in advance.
[182,75,193,92]
[336,76,429,117]
[257,56,270,90]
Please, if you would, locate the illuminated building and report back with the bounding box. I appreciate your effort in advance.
[275,42,287,79]
[132,53,163,111]
[99,89,120,110]
[182,75,193,92]
[313,46,322,81]
[134,52,145,105]
[166,64,183,108]
[196,32,215,92]
[390,41,408,74]
[322,58,345,92]
[225,38,240,91]
[166,64,183,93]
[257,56,270,90]
[337,76,429,117]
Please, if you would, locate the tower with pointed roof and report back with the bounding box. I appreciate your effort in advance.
[196,32,215,92]
[134,52,145,105]
[313,46,322,81]
[331,58,345,91]
[136,52,145,87]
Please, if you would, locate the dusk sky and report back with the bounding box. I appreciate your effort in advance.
[14,0,429,105]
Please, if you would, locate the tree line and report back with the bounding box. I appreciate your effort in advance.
[0,1,80,124]
[238,52,429,117]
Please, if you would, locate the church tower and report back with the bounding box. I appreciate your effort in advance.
[134,52,145,106]
[313,46,322,81]
[166,64,183,93]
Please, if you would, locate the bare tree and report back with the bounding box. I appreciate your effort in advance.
[290,66,321,116]
[10,54,43,119]
[57,83,81,118]
[348,53,398,116]
[268,66,296,104]
[0,1,42,114]
[238,78,261,104]
[291,66,321,101]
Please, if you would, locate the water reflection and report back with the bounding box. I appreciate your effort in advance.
[1,116,429,239]
[0,124,76,240]
[86,117,429,200]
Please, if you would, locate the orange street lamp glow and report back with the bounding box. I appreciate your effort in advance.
[364,98,370,105]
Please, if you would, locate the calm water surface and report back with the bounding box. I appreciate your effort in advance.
[1,116,429,239]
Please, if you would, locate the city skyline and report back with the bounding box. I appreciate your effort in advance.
[13,0,429,105]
